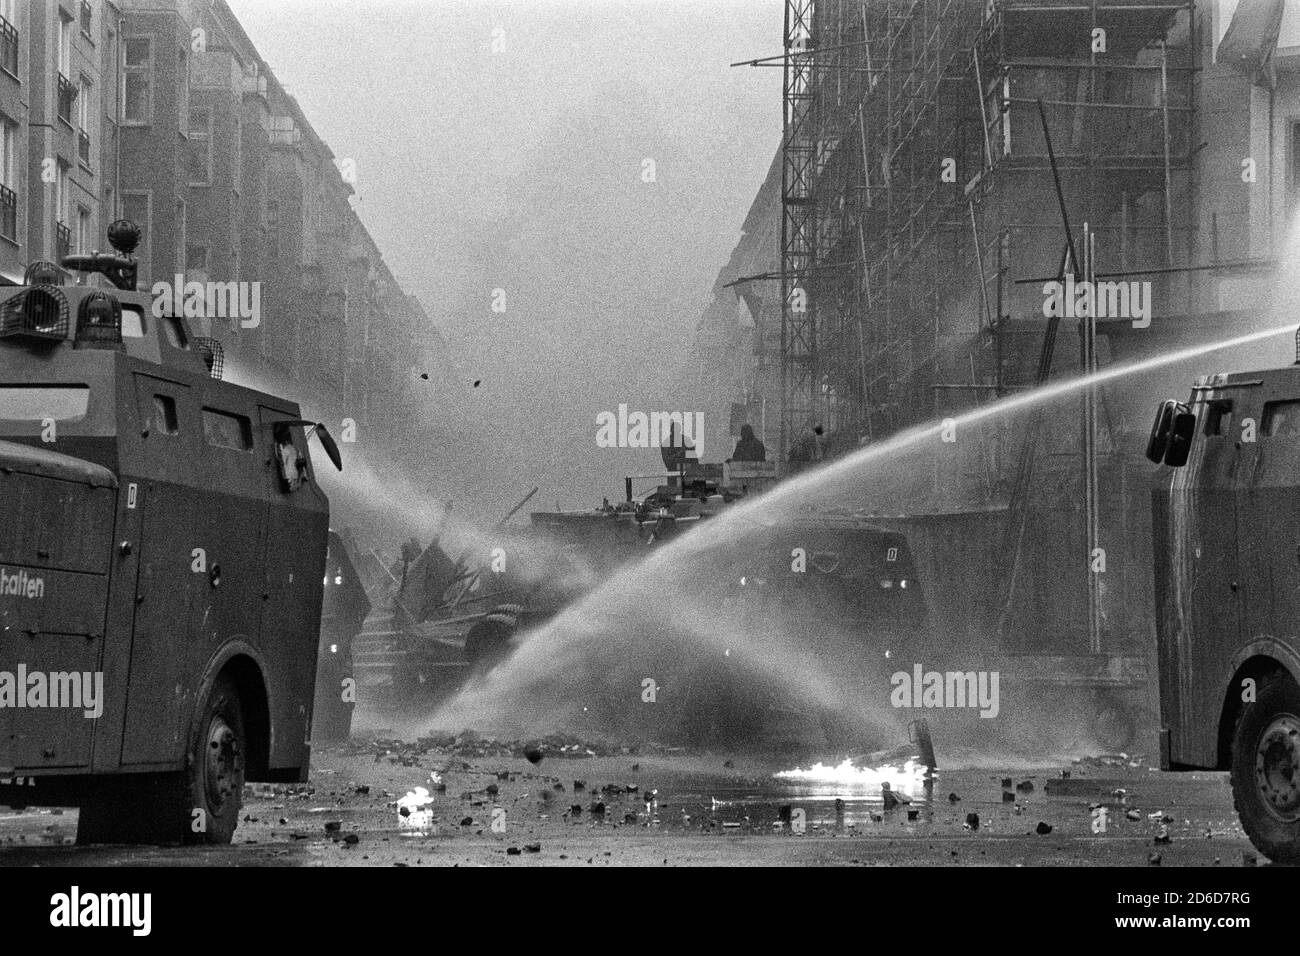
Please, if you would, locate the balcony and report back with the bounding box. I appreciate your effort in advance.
[78,130,91,168]
[0,185,14,241]
[57,74,77,126]
[0,17,16,78]
[55,222,71,262]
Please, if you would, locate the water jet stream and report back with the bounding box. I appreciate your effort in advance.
[424,321,1295,746]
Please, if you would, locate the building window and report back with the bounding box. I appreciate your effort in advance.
[0,188,12,244]
[58,13,72,76]
[55,160,71,263]
[188,106,211,185]
[76,206,92,254]
[122,191,150,277]
[58,77,77,127]
[0,116,14,241]
[186,243,208,279]
[0,1,17,79]
[56,222,71,263]
[0,114,14,190]
[80,0,92,40]
[77,76,92,167]
[55,161,70,227]
[123,38,151,125]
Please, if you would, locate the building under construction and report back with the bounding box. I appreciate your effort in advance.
[694,0,1297,744]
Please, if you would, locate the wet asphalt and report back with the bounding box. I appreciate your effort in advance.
[0,741,1261,867]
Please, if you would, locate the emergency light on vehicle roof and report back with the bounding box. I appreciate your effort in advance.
[74,292,124,349]
[0,286,70,342]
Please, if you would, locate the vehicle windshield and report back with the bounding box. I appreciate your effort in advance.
[0,385,91,423]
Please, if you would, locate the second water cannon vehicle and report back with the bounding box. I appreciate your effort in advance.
[1148,349,1300,862]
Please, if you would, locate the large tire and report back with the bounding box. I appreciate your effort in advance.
[182,675,247,844]
[1231,672,1300,864]
[76,676,246,845]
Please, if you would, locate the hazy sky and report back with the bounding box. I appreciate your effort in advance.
[226,0,783,523]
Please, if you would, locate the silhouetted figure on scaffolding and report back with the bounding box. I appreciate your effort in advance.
[729,423,766,462]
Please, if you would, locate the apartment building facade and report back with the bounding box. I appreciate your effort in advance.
[0,0,121,280]
[0,0,434,451]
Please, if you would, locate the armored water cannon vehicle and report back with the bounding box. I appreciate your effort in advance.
[1148,352,1300,862]
[0,221,343,844]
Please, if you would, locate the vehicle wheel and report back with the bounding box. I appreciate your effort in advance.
[465,618,515,675]
[181,675,246,844]
[1231,672,1300,864]
[77,676,245,845]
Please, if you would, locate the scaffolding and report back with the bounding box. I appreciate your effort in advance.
[781,0,819,461]
[783,0,1197,445]
[774,0,1199,652]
